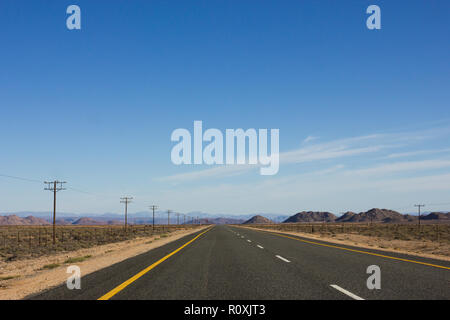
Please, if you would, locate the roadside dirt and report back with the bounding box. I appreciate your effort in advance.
[239,226,450,262]
[0,226,209,300]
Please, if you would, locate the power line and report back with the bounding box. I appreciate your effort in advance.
[0,172,117,199]
[0,173,42,184]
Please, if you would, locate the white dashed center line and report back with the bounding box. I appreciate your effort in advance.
[247,240,251,242]
[275,255,290,263]
[257,245,264,249]
[330,285,364,300]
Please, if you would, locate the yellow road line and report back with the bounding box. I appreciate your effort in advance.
[238,227,450,270]
[98,227,213,300]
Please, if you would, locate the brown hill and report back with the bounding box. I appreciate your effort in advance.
[283,211,336,223]
[0,215,50,225]
[335,211,356,222]
[336,208,405,223]
[243,215,273,224]
[422,212,450,220]
[72,217,106,225]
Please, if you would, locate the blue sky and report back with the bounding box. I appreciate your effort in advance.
[0,0,449,215]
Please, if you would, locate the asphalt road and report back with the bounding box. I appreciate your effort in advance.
[30,225,450,300]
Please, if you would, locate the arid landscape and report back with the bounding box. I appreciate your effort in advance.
[0,224,200,262]
[0,225,208,299]
[241,221,450,260]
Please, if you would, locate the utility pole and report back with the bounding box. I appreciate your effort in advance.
[176,213,180,225]
[167,210,172,225]
[44,180,66,245]
[149,205,158,229]
[415,204,425,227]
[120,197,133,231]
[183,214,186,225]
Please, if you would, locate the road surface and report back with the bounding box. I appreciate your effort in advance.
[30,225,450,300]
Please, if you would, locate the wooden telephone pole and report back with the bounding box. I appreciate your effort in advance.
[415,204,425,227]
[167,210,172,225]
[149,205,158,229]
[44,180,66,245]
[120,197,133,231]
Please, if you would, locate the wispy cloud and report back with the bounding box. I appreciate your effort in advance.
[302,135,319,144]
[157,127,450,183]
[343,159,450,176]
[157,164,256,183]
[384,148,450,159]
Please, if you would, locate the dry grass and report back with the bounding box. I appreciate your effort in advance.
[0,224,200,262]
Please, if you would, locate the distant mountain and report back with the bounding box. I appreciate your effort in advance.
[335,212,356,222]
[4,209,448,226]
[71,218,124,225]
[0,215,49,225]
[284,211,337,223]
[243,215,273,224]
[72,217,105,225]
[193,217,245,225]
[336,208,404,223]
[4,211,290,223]
[422,212,450,220]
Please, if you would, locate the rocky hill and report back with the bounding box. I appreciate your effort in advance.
[72,217,105,225]
[422,212,450,220]
[336,208,405,223]
[71,218,123,225]
[0,215,50,225]
[242,215,273,224]
[283,211,336,223]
